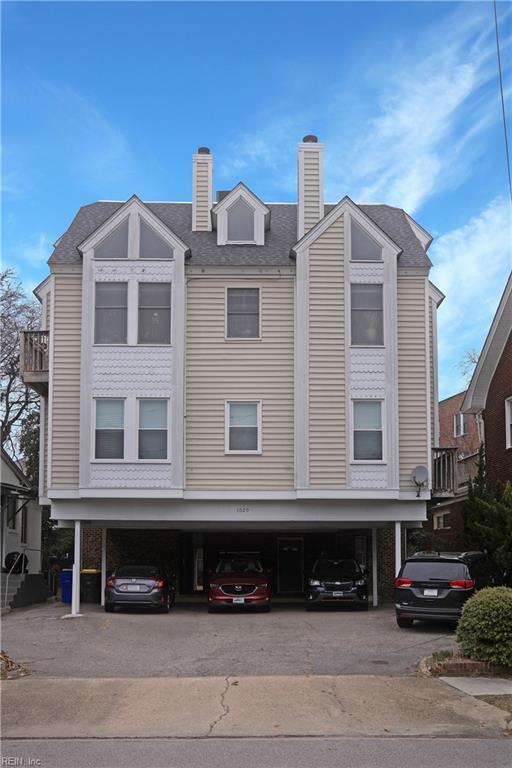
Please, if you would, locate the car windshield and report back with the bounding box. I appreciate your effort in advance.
[401,561,468,581]
[116,565,159,579]
[216,558,263,574]
[313,559,361,580]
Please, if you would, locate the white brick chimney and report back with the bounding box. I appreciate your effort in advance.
[297,135,324,240]
[192,147,213,231]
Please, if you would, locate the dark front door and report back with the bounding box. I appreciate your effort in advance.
[277,537,304,593]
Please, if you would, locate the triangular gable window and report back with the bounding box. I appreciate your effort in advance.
[95,218,129,259]
[139,218,174,259]
[227,198,255,242]
[351,219,382,261]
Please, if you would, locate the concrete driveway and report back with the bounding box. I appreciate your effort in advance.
[2,603,455,677]
[2,601,458,678]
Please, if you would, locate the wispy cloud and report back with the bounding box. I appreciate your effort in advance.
[430,196,512,398]
[218,6,506,212]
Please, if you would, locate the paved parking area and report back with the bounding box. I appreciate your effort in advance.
[2,601,458,678]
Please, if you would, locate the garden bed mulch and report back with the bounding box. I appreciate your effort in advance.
[0,650,30,680]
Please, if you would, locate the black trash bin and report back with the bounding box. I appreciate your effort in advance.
[80,569,101,603]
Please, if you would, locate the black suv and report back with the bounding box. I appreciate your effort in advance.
[307,558,368,609]
[394,551,502,628]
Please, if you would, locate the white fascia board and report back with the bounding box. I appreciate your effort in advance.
[429,281,445,307]
[462,273,512,413]
[33,274,52,302]
[296,489,400,500]
[78,489,184,499]
[78,195,190,255]
[404,212,433,251]
[184,490,297,500]
[211,182,269,216]
[292,196,402,257]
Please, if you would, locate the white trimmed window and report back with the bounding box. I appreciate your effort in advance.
[353,401,383,461]
[94,282,128,344]
[138,399,168,460]
[227,198,255,242]
[226,401,261,453]
[506,398,512,449]
[351,219,382,261]
[351,284,383,346]
[94,218,129,259]
[139,218,174,260]
[95,399,125,459]
[6,497,17,530]
[454,412,468,438]
[226,288,260,339]
[433,511,451,530]
[138,283,171,345]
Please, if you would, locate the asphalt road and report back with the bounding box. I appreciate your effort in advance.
[3,738,512,768]
[2,601,458,677]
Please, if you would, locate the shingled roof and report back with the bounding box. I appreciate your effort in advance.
[48,199,431,269]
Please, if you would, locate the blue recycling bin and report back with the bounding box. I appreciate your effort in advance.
[60,568,73,604]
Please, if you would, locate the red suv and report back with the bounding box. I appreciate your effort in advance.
[208,553,271,612]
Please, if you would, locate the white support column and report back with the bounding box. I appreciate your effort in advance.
[71,520,82,616]
[100,528,107,607]
[394,521,402,577]
[371,528,378,608]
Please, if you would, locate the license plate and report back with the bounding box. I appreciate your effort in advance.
[232,597,245,604]
[127,585,140,592]
[424,588,438,597]
[332,591,344,597]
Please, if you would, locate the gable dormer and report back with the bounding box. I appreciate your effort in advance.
[211,183,270,246]
[78,195,189,261]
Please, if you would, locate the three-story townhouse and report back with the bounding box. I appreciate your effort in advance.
[22,137,444,613]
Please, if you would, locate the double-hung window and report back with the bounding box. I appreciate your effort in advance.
[95,399,125,459]
[226,401,261,453]
[453,412,468,438]
[226,288,260,339]
[138,399,168,460]
[138,283,171,344]
[351,284,383,346]
[353,401,383,461]
[94,283,128,344]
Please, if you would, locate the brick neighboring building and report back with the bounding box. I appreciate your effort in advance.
[463,274,512,491]
[424,392,480,549]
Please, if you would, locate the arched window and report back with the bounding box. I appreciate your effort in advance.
[227,198,255,242]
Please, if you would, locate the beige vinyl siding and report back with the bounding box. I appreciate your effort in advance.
[308,216,346,487]
[429,298,435,447]
[186,277,294,489]
[194,159,211,231]
[50,273,82,488]
[43,399,49,495]
[303,151,322,233]
[45,291,51,330]
[397,274,429,487]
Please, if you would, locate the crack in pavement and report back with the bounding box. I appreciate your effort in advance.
[207,677,231,736]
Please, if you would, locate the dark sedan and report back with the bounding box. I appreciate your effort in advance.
[105,564,175,613]
[306,558,368,609]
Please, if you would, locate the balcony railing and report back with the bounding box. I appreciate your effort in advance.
[431,447,457,498]
[20,330,49,395]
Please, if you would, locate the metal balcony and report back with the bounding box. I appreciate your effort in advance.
[20,330,49,395]
[431,447,457,498]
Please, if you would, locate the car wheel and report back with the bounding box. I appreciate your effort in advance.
[396,616,413,628]
[104,603,115,613]
[262,605,271,613]
[160,595,170,614]
[207,605,216,613]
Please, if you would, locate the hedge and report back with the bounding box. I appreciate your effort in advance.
[456,587,512,668]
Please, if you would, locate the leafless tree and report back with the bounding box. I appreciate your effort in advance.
[458,348,479,385]
[1,268,41,456]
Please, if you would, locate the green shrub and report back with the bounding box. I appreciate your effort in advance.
[456,587,512,668]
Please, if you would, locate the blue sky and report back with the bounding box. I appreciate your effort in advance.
[2,1,511,398]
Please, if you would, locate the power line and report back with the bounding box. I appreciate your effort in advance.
[493,0,512,205]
